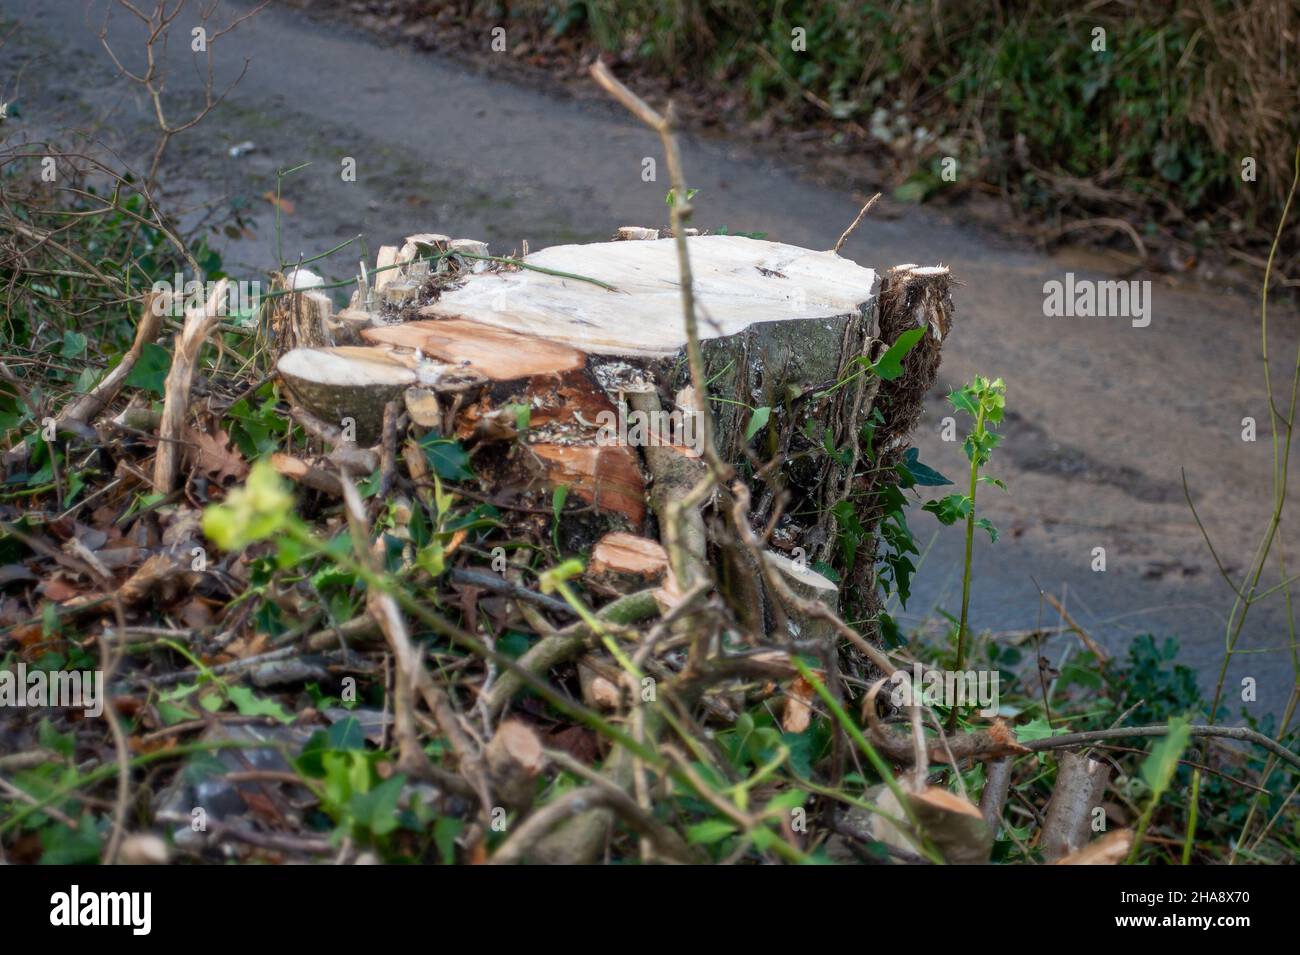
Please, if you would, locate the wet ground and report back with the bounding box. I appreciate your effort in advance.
[5,0,1299,718]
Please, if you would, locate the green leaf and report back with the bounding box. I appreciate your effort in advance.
[922,493,972,525]
[416,539,446,577]
[352,774,406,836]
[327,716,366,751]
[764,788,810,814]
[1140,716,1191,797]
[226,685,295,724]
[158,700,197,725]
[72,366,100,396]
[975,517,999,542]
[551,485,569,550]
[124,342,171,396]
[900,447,952,487]
[892,179,930,204]
[506,403,531,432]
[745,406,772,441]
[202,460,294,551]
[40,813,102,864]
[420,435,474,481]
[434,816,464,864]
[871,326,927,381]
[1015,716,1058,743]
[37,718,75,758]
[687,819,737,845]
[60,330,87,358]
[498,631,532,658]
[947,387,978,417]
[964,429,1002,465]
[783,731,815,778]
[879,611,904,649]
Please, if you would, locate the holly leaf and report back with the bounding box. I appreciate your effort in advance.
[420,435,474,481]
[226,685,294,724]
[922,493,972,525]
[1015,716,1059,743]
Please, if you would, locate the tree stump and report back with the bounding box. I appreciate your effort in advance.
[273,233,952,637]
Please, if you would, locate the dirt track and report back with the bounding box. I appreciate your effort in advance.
[5,0,1298,715]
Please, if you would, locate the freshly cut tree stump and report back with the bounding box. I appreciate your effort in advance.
[273,233,952,612]
[269,229,956,866]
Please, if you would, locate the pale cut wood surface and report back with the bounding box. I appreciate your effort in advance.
[417,235,878,357]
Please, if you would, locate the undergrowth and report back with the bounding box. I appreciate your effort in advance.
[369,0,1300,279]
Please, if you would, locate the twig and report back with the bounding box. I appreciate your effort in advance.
[484,588,661,714]
[1023,723,1300,773]
[450,568,575,617]
[833,193,881,255]
[1039,590,1110,665]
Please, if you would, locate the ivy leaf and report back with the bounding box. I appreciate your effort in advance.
[782,733,815,779]
[871,326,927,381]
[351,774,406,836]
[434,816,463,864]
[900,447,952,487]
[745,406,772,441]
[61,330,87,358]
[879,611,904,649]
[125,342,171,396]
[327,716,366,751]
